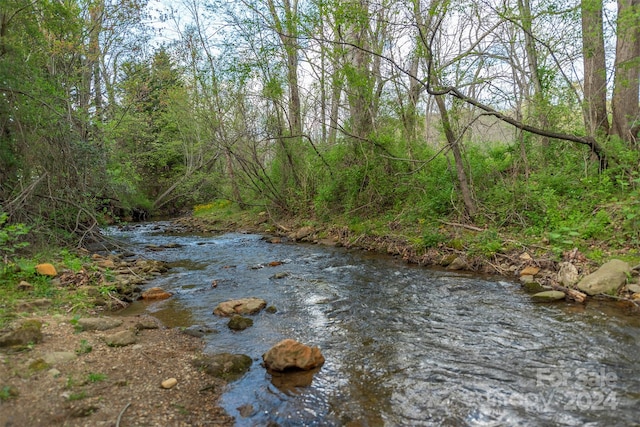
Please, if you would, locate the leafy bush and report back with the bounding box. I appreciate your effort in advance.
[0,212,30,263]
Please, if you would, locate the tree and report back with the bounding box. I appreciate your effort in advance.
[611,0,640,144]
[581,0,610,139]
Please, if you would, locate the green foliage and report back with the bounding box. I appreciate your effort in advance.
[76,339,92,355]
[0,386,19,402]
[67,391,88,401]
[86,372,106,383]
[421,229,448,249]
[469,230,504,257]
[194,200,234,216]
[0,213,30,261]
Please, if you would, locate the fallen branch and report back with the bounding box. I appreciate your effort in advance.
[107,292,128,309]
[198,384,218,393]
[550,284,587,303]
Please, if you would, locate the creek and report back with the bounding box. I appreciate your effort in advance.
[106,222,640,426]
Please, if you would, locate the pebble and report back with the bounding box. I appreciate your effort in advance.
[161,378,178,389]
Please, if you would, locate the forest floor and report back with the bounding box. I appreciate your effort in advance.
[0,313,234,427]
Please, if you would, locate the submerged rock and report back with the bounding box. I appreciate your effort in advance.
[227,315,253,331]
[577,259,630,296]
[213,297,267,316]
[262,339,325,372]
[192,353,252,381]
[531,291,566,302]
[141,287,173,300]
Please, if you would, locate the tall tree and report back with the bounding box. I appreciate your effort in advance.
[581,0,610,139]
[611,0,640,144]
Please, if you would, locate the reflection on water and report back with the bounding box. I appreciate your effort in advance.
[106,223,640,426]
[116,299,194,328]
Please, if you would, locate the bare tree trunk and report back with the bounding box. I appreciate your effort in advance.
[581,0,610,138]
[267,0,302,188]
[405,52,421,145]
[611,0,640,145]
[328,72,343,145]
[434,94,477,218]
[517,0,550,146]
[89,1,104,121]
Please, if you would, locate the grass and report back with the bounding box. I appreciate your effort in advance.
[0,250,96,328]
[0,386,18,401]
[86,372,107,383]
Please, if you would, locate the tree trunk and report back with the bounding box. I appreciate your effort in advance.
[611,0,640,145]
[581,0,610,138]
[434,94,477,218]
[267,0,301,188]
[517,0,550,146]
[89,1,104,121]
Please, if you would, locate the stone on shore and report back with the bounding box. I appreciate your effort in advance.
[76,317,123,331]
[104,329,138,347]
[262,339,325,372]
[557,262,579,287]
[0,319,43,348]
[520,266,540,276]
[161,378,178,389]
[213,297,267,316]
[446,257,468,271]
[577,259,630,296]
[35,263,57,276]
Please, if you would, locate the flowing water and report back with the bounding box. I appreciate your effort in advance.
[106,223,640,426]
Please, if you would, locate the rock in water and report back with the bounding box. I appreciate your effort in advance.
[531,291,566,301]
[227,315,253,331]
[192,353,252,381]
[213,298,267,316]
[577,259,630,296]
[141,287,173,300]
[262,339,325,372]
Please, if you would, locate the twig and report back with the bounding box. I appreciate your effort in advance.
[437,220,486,232]
[141,351,161,364]
[198,384,218,393]
[107,292,128,308]
[116,402,131,427]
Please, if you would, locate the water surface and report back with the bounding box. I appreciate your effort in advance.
[107,223,640,426]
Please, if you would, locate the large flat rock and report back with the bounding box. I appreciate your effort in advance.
[577,259,630,296]
[213,298,267,316]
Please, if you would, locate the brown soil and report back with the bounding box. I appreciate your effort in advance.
[0,314,234,427]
